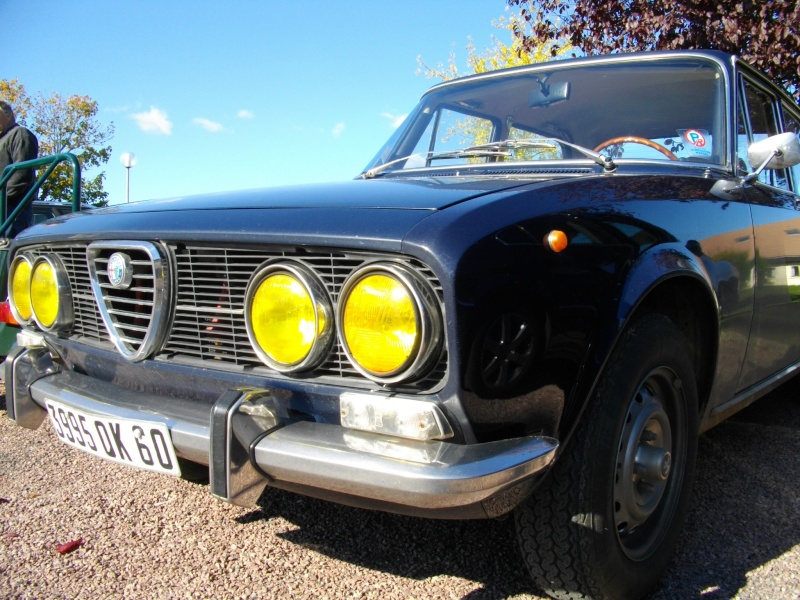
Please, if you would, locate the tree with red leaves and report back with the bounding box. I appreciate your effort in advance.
[508,0,800,99]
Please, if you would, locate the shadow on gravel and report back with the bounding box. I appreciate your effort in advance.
[249,491,537,598]
[241,377,800,600]
[651,376,800,599]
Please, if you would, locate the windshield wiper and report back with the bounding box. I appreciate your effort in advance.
[359,137,615,179]
[465,139,616,172]
[360,148,510,179]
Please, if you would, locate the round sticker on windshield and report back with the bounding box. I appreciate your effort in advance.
[684,129,706,148]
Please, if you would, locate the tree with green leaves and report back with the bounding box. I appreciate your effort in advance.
[417,17,572,160]
[508,0,800,100]
[417,15,571,82]
[1,79,114,206]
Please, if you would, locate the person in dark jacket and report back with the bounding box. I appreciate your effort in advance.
[0,100,38,238]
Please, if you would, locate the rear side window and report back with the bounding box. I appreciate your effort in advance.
[783,105,800,192]
[737,78,787,189]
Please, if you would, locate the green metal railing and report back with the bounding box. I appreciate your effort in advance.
[0,152,82,235]
[0,153,83,354]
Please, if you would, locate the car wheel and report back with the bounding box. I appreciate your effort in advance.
[514,314,699,599]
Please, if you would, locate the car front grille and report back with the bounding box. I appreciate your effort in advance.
[21,242,447,391]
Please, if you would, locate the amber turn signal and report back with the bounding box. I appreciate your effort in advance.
[546,230,568,252]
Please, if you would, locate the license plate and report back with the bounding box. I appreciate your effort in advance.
[45,399,181,476]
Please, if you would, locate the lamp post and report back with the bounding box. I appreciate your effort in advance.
[119,152,137,203]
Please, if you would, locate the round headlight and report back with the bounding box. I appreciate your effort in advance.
[9,255,33,323]
[339,264,442,383]
[245,263,332,372]
[30,255,72,331]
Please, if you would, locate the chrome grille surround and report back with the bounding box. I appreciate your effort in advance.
[16,242,447,391]
[87,241,171,362]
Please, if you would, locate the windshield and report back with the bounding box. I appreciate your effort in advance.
[364,56,727,175]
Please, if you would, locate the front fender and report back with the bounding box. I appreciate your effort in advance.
[564,239,753,443]
[618,243,718,326]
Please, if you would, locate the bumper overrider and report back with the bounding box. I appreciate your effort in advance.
[3,343,558,519]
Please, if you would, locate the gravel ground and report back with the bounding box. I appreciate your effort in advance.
[1,379,799,600]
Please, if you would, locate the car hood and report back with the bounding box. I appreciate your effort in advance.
[15,177,535,251]
[102,178,534,212]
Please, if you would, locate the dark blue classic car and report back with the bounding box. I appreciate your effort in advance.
[4,51,800,599]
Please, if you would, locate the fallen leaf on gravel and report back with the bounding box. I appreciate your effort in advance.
[56,538,83,554]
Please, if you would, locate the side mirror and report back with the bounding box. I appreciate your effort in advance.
[747,132,800,171]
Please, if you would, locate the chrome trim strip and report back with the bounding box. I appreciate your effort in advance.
[709,360,800,425]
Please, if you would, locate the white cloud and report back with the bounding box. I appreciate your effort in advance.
[131,107,173,135]
[237,109,255,119]
[381,112,407,129]
[332,122,345,138]
[193,117,226,133]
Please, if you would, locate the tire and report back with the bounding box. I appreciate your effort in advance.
[515,314,699,600]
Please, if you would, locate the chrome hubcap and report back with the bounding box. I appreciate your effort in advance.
[614,379,673,538]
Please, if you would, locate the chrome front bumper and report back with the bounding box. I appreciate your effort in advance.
[4,346,558,518]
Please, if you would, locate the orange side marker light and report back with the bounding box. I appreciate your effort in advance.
[545,230,568,253]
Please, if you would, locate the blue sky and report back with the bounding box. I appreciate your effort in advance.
[2,1,515,204]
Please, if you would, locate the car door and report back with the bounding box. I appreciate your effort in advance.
[736,73,800,392]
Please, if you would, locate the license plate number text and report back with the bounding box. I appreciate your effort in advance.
[45,400,181,476]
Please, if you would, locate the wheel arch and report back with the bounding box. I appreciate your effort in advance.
[563,247,720,447]
[628,274,719,419]
[612,243,720,423]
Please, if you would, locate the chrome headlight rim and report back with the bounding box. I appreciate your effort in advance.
[244,261,333,373]
[338,262,442,384]
[30,254,73,332]
[8,253,34,326]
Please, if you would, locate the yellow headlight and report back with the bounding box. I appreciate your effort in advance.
[342,272,418,376]
[246,265,331,371]
[30,259,60,329]
[10,256,33,322]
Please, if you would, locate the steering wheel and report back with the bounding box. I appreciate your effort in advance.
[593,136,678,160]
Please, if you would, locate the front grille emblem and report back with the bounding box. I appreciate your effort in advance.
[87,241,171,362]
[107,252,133,289]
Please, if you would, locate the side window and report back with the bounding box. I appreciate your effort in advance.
[738,78,787,188]
[783,106,800,192]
